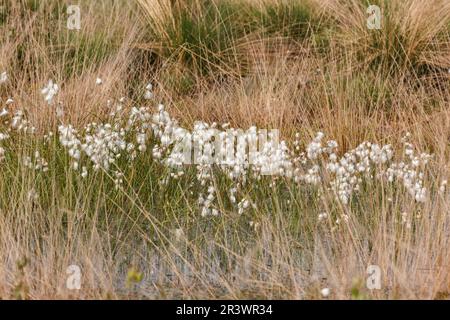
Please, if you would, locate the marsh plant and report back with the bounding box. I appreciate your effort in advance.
[0,76,449,298]
[0,0,449,299]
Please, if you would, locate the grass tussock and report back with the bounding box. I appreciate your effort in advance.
[0,0,449,299]
[136,0,320,86]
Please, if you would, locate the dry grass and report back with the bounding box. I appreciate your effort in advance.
[0,0,449,299]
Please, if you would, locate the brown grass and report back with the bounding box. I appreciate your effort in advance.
[0,0,449,299]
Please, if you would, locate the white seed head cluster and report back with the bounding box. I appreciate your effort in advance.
[199,185,220,217]
[82,123,127,171]
[238,198,250,215]
[0,105,10,161]
[0,83,439,217]
[0,131,9,162]
[381,136,431,203]
[440,180,448,194]
[58,124,82,169]
[58,103,435,210]
[0,71,7,84]
[0,108,8,117]
[144,83,153,100]
[326,141,393,204]
[11,110,35,134]
[23,151,48,172]
[41,79,59,105]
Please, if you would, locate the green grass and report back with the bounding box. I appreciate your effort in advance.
[1,0,449,300]
[141,0,321,82]
[254,0,316,39]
